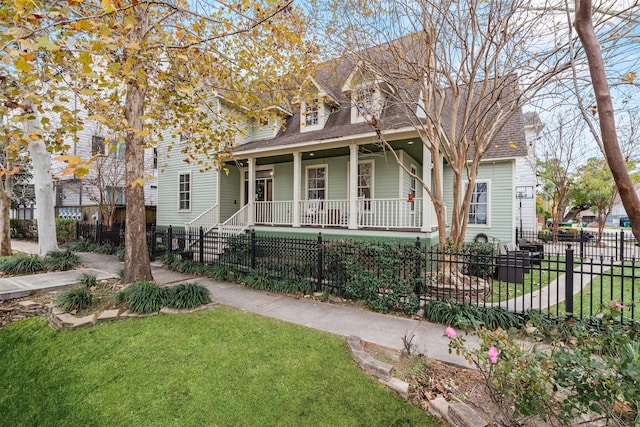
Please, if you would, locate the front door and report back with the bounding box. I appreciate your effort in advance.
[244,170,273,223]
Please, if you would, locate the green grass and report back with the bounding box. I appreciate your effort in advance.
[551,261,639,319]
[0,307,441,427]
[488,256,566,303]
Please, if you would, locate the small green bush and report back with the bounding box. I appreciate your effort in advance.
[121,281,167,314]
[0,254,45,275]
[165,282,211,309]
[43,250,80,271]
[56,218,76,244]
[57,287,94,312]
[10,219,36,239]
[538,229,551,242]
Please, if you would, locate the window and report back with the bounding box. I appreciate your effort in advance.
[306,166,326,206]
[410,165,417,212]
[354,88,374,117]
[178,173,191,211]
[357,161,373,210]
[467,182,488,225]
[106,186,126,205]
[153,148,158,170]
[91,135,105,156]
[304,99,319,126]
[180,131,190,142]
[107,142,125,159]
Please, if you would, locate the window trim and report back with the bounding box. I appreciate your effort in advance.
[91,135,105,156]
[350,87,383,124]
[301,99,324,132]
[178,172,192,212]
[465,180,490,227]
[305,164,328,210]
[409,164,417,213]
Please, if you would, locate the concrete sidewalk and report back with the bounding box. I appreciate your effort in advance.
[3,240,475,367]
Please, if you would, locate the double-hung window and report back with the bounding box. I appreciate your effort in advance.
[178,173,191,211]
[467,181,488,225]
[355,88,373,117]
[409,165,417,212]
[91,135,105,156]
[305,99,319,126]
[307,166,326,208]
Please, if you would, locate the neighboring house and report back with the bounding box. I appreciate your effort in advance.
[516,112,544,231]
[157,43,531,245]
[48,97,157,225]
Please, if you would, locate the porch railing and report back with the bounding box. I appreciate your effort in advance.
[300,199,350,226]
[255,201,293,225]
[358,198,422,229]
[185,203,219,234]
[219,204,250,235]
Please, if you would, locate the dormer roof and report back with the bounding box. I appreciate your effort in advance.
[293,76,339,105]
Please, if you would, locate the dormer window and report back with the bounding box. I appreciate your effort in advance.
[355,88,374,117]
[305,99,319,126]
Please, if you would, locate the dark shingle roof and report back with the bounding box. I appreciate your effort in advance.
[234,36,527,160]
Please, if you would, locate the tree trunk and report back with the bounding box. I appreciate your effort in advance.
[0,188,12,256]
[121,4,153,284]
[574,0,640,243]
[24,108,58,256]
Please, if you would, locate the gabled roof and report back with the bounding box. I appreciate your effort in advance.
[234,35,527,160]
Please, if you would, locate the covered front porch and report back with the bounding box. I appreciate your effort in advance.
[219,139,440,234]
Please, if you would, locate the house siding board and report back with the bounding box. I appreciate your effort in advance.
[156,145,217,227]
[274,162,294,201]
[219,166,240,222]
[443,160,514,243]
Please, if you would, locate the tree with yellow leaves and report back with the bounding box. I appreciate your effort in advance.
[1,0,316,282]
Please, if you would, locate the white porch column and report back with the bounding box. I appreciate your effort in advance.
[292,151,301,227]
[421,148,436,232]
[348,144,358,229]
[247,158,256,225]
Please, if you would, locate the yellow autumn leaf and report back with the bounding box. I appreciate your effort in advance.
[131,178,145,188]
[14,0,26,13]
[136,129,150,138]
[74,166,90,178]
[59,167,77,176]
[623,71,637,83]
[15,57,33,73]
[509,142,517,149]
[86,114,108,124]
[55,155,84,167]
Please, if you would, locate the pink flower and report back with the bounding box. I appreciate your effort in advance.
[488,346,499,364]
[445,326,457,338]
[615,302,627,309]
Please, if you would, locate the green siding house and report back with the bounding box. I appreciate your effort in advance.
[157,45,529,245]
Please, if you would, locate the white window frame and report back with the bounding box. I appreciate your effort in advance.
[409,164,417,213]
[356,160,374,211]
[178,172,191,212]
[301,99,324,132]
[305,164,328,210]
[465,180,490,226]
[351,87,383,124]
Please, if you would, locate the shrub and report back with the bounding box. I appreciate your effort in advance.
[0,254,45,275]
[121,281,167,314]
[462,242,496,277]
[10,219,36,239]
[56,218,76,244]
[43,250,80,271]
[165,282,211,309]
[57,287,94,312]
[538,229,551,242]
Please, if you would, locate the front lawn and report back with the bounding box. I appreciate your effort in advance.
[0,307,441,427]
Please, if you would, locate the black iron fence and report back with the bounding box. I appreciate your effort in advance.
[76,223,638,322]
[517,227,640,261]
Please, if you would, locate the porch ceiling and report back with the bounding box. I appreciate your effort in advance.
[228,138,424,166]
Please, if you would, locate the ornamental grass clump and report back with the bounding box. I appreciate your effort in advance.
[165,282,211,310]
[0,253,45,275]
[43,250,80,271]
[57,287,94,312]
[121,281,167,314]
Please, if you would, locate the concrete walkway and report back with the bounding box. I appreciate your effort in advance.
[2,240,476,367]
